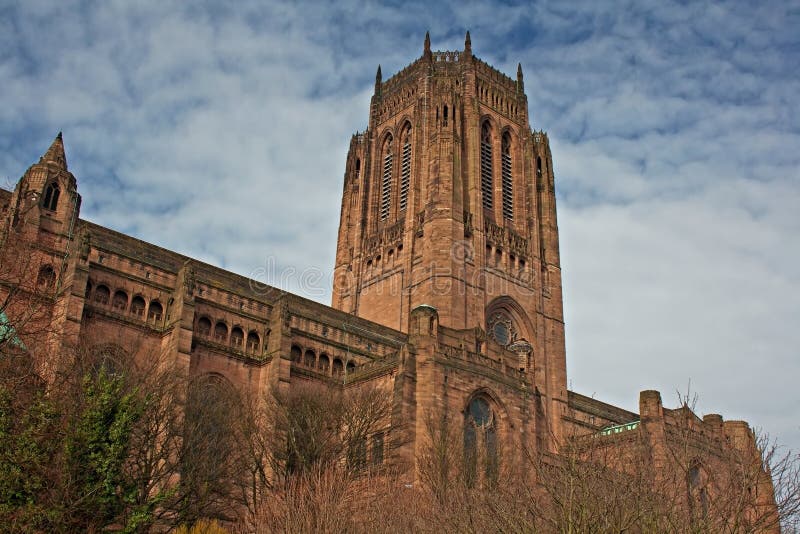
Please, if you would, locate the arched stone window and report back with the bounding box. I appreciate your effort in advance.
[37,265,56,289]
[380,134,393,221]
[230,326,244,348]
[197,316,211,337]
[112,290,128,311]
[42,182,60,211]
[304,349,316,367]
[332,357,344,376]
[148,300,163,322]
[501,132,513,221]
[464,395,498,487]
[399,125,412,212]
[290,344,302,363]
[318,353,330,372]
[246,331,260,352]
[214,321,228,342]
[346,360,355,374]
[480,122,493,212]
[94,284,110,305]
[131,296,146,317]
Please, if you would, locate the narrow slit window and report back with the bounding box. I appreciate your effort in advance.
[380,135,393,221]
[501,133,513,221]
[481,123,493,212]
[399,127,411,212]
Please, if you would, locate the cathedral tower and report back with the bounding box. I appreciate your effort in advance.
[333,33,567,443]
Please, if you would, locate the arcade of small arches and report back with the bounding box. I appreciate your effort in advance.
[290,343,357,377]
[85,279,164,324]
[194,316,263,355]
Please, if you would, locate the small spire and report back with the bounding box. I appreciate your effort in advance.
[517,63,524,93]
[375,65,382,95]
[40,131,67,170]
[465,31,472,53]
[424,31,431,53]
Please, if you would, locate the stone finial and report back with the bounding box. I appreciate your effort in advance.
[424,31,432,60]
[375,65,382,95]
[40,131,68,170]
[465,30,472,53]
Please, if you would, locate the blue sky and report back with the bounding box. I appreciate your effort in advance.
[2,0,799,452]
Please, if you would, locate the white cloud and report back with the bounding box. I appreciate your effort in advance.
[1,0,798,452]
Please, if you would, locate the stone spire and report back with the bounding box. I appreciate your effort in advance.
[465,30,472,54]
[516,63,524,93]
[424,31,432,60]
[40,131,67,170]
[375,65,382,95]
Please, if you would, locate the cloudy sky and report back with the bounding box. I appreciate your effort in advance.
[2,1,798,451]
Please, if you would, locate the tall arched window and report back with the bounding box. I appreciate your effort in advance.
[464,396,498,487]
[355,158,361,181]
[501,132,513,221]
[131,296,146,317]
[112,290,128,311]
[536,156,543,182]
[246,331,260,352]
[230,326,244,348]
[399,126,411,212]
[380,135,393,221]
[480,123,493,212]
[42,182,60,211]
[148,301,163,322]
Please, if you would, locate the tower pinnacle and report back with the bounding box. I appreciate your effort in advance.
[375,65,382,95]
[517,63,524,92]
[465,30,472,54]
[424,31,432,60]
[40,132,67,170]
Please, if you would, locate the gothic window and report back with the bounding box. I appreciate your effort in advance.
[213,321,228,342]
[481,122,493,212]
[488,312,517,347]
[112,290,128,311]
[230,326,244,348]
[148,300,163,322]
[380,135,393,221]
[304,349,316,367]
[399,126,411,212]
[246,331,260,352]
[501,132,513,221]
[131,296,146,317]
[464,396,498,487]
[290,344,302,363]
[42,182,60,211]
[197,316,211,336]
[36,265,56,289]
[94,285,110,305]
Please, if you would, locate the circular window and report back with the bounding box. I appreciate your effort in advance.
[488,312,516,347]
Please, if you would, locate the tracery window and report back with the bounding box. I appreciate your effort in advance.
[501,132,513,221]
[399,126,411,212]
[464,396,498,487]
[42,182,60,211]
[481,123,493,212]
[487,312,517,347]
[380,135,393,221]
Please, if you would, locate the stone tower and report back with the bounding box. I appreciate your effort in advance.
[333,33,567,445]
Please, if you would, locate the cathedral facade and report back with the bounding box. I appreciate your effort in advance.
[0,34,776,518]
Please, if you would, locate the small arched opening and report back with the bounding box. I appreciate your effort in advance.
[246,331,260,352]
[197,316,211,337]
[42,182,60,211]
[94,285,110,305]
[112,290,128,311]
[213,321,228,342]
[147,301,163,323]
[230,326,244,348]
[318,353,330,373]
[37,265,56,290]
[130,295,146,317]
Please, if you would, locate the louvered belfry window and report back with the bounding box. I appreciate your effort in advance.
[501,133,513,221]
[399,128,411,212]
[380,135,393,221]
[481,123,493,211]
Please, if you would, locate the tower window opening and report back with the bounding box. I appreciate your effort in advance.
[231,326,244,348]
[536,156,543,179]
[502,133,513,221]
[42,182,60,211]
[400,128,411,211]
[381,135,393,221]
[131,296,146,317]
[112,290,128,311]
[197,316,211,336]
[355,158,361,181]
[443,105,448,126]
[148,301,163,323]
[464,396,498,487]
[37,265,56,290]
[481,123,493,212]
[94,285,110,305]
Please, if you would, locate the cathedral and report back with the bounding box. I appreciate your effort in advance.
[0,32,776,521]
